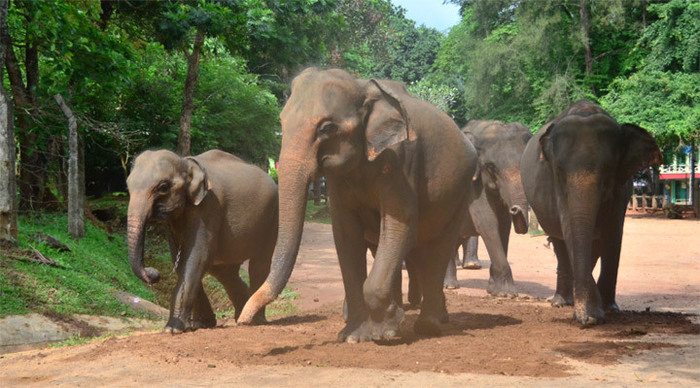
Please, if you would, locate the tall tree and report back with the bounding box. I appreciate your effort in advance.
[123,0,272,156]
[0,0,16,244]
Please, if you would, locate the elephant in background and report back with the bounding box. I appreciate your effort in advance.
[126,149,278,333]
[521,100,661,325]
[441,121,532,295]
[237,68,478,342]
[460,236,482,270]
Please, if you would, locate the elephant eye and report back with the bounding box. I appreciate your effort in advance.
[318,121,338,136]
[157,181,171,193]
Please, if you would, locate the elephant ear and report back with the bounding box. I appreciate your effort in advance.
[461,130,481,182]
[363,79,416,161]
[537,121,555,161]
[185,157,210,206]
[619,123,662,180]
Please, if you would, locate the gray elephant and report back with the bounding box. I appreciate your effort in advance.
[237,68,478,342]
[521,101,661,325]
[126,149,278,333]
[444,121,532,294]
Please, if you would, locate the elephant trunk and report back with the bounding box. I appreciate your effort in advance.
[127,196,161,284]
[562,172,601,303]
[237,157,314,323]
[504,168,529,234]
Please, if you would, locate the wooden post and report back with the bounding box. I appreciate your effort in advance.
[54,94,84,239]
[0,0,16,245]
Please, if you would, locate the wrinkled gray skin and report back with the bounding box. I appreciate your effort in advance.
[461,236,481,270]
[237,68,477,342]
[446,121,532,294]
[411,121,531,301]
[126,149,278,333]
[521,101,661,326]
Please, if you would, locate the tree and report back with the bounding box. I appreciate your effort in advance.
[54,94,84,238]
[601,0,700,147]
[132,0,272,156]
[0,0,16,244]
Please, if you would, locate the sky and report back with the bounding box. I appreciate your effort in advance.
[391,0,462,32]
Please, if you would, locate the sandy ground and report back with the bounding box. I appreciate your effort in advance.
[1,214,699,386]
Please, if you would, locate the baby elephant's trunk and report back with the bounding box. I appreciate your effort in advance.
[127,197,161,284]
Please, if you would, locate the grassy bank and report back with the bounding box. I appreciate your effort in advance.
[0,205,298,320]
[0,213,155,318]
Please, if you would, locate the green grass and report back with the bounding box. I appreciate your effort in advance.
[0,213,157,318]
[305,200,331,224]
[1,208,299,322]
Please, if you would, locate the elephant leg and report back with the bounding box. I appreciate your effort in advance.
[406,258,422,309]
[598,199,626,313]
[191,282,216,329]
[413,237,454,336]
[550,238,574,307]
[443,251,460,289]
[331,206,371,343]
[165,229,211,334]
[212,264,249,321]
[462,236,481,269]
[248,252,272,324]
[486,208,516,297]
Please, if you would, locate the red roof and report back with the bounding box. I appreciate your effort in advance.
[660,173,700,180]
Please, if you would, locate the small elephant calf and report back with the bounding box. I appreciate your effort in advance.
[126,149,278,333]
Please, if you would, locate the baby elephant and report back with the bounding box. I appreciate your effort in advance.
[126,149,278,333]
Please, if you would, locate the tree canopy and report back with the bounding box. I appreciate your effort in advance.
[0,0,697,208]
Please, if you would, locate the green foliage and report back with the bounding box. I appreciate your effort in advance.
[334,0,442,84]
[192,55,280,163]
[0,214,156,318]
[407,78,458,114]
[640,0,700,73]
[268,157,278,182]
[601,70,700,145]
[433,0,698,137]
[305,200,331,224]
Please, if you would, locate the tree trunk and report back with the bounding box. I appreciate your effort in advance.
[54,94,84,239]
[176,29,205,157]
[579,0,593,77]
[0,0,16,244]
[3,15,45,210]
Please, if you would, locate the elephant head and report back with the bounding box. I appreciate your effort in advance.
[466,122,532,234]
[238,68,415,322]
[125,150,209,284]
[537,107,661,262]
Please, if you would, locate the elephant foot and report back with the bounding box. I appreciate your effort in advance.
[604,301,620,313]
[462,258,481,270]
[407,290,422,309]
[338,308,404,343]
[439,305,449,324]
[405,302,420,310]
[573,304,605,327]
[487,277,517,298]
[191,316,217,330]
[414,314,443,337]
[443,277,459,289]
[250,311,268,325]
[550,293,574,307]
[164,315,216,334]
[164,317,188,334]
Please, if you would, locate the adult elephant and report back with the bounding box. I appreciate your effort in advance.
[439,121,531,295]
[521,101,661,325]
[237,68,477,342]
[126,149,278,333]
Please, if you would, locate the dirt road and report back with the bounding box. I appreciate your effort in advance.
[1,215,699,386]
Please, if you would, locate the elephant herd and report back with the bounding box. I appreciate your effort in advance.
[126,67,662,341]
